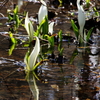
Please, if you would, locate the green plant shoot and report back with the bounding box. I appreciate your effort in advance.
[71,20,79,40]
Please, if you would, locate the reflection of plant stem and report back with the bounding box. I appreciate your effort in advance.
[70,49,79,64]
[58,30,63,56]
[26,72,39,100]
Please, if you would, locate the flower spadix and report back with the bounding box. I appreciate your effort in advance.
[38,0,47,24]
[24,37,40,71]
[77,0,85,40]
[25,12,34,42]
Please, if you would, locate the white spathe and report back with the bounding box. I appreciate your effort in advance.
[25,12,34,42]
[24,37,40,71]
[28,37,40,70]
[49,22,54,35]
[38,1,47,24]
[77,0,85,39]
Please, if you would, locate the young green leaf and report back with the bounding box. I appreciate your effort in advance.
[58,30,62,42]
[71,19,79,39]
[86,27,94,42]
[9,44,16,56]
[45,35,54,47]
[13,6,18,15]
[9,32,17,44]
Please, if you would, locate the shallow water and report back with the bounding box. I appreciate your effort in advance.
[0,0,100,100]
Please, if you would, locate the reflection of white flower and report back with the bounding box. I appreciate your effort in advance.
[91,47,98,55]
[38,1,47,24]
[89,55,98,68]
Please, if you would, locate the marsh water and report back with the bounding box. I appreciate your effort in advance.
[0,0,100,100]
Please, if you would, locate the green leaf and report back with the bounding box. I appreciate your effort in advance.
[8,14,13,21]
[23,43,29,47]
[33,59,48,71]
[45,35,54,47]
[9,44,16,55]
[93,7,99,16]
[86,27,94,42]
[24,50,30,71]
[40,16,48,37]
[15,15,20,28]
[71,19,79,39]
[9,32,17,44]
[70,49,79,64]
[58,44,64,56]
[13,6,18,14]
[58,30,62,42]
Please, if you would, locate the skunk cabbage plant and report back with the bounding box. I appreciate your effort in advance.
[24,37,40,71]
[77,0,85,43]
[25,12,34,42]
